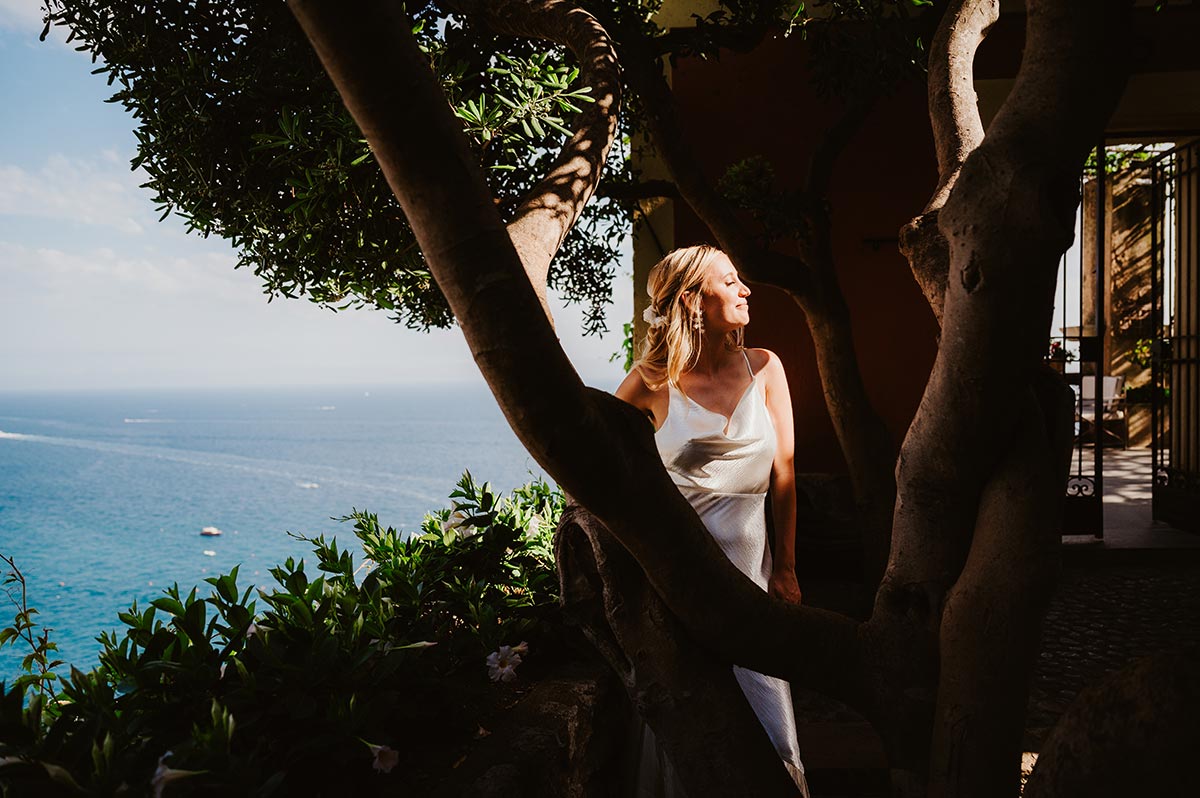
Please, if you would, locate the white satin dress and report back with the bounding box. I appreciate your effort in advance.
[638,351,809,796]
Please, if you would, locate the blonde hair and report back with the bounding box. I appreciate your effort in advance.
[634,244,744,390]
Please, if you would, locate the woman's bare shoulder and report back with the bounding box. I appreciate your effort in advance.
[744,348,782,376]
[616,365,666,402]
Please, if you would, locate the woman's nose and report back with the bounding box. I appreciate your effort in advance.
[740,282,751,297]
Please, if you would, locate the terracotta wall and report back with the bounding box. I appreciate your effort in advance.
[670,35,941,472]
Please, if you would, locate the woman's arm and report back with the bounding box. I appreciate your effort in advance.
[758,349,802,604]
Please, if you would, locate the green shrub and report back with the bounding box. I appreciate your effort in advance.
[0,473,564,795]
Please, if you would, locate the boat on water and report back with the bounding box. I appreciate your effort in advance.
[200,526,223,537]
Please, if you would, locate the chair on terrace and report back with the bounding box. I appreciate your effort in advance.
[1077,375,1127,448]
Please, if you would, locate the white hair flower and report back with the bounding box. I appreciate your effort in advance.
[642,305,667,328]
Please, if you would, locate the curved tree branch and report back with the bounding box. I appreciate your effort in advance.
[596,177,680,201]
[804,94,875,201]
[901,0,999,327]
[927,0,998,212]
[557,506,803,798]
[439,0,622,321]
[884,0,1135,627]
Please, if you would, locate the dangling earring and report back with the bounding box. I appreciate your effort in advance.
[692,309,703,332]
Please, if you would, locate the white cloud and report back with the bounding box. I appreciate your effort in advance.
[0,0,44,34]
[0,234,628,390]
[0,153,150,234]
[0,237,484,389]
[0,240,245,304]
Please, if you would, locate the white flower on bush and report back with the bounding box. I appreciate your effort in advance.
[441,509,478,540]
[369,744,399,774]
[151,751,205,798]
[486,641,529,683]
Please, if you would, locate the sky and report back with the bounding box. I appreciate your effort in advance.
[0,2,632,391]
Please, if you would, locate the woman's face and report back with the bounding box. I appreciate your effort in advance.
[695,254,751,331]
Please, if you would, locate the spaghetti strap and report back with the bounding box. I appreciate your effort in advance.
[741,349,754,379]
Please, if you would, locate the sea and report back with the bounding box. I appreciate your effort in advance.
[0,384,548,684]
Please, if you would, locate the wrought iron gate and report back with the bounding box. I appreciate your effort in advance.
[1151,138,1200,533]
[1053,145,1108,537]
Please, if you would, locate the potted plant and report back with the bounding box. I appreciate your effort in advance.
[1047,340,1076,373]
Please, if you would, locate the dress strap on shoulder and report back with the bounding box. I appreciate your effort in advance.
[741,349,754,379]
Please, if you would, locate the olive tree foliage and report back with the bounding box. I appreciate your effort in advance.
[41,0,629,332]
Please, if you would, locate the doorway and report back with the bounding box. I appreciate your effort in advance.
[1051,137,1197,539]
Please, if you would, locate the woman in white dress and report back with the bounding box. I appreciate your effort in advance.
[615,244,810,796]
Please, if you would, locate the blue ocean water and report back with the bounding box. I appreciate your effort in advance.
[0,384,546,682]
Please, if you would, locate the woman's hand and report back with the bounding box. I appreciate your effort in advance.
[768,567,802,605]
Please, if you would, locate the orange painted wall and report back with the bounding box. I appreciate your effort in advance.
[670,35,941,473]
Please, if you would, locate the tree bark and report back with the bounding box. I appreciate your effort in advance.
[929,381,1071,798]
[892,1,1135,794]
[438,0,622,321]
[556,505,802,798]
[901,0,999,328]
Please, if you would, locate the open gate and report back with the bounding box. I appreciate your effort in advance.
[1052,138,1194,537]
[1151,138,1200,533]
[1053,144,1110,537]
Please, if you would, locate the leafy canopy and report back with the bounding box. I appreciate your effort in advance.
[42,0,631,333]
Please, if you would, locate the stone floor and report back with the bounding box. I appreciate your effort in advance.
[1062,447,1200,551]
[1024,559,1200,747]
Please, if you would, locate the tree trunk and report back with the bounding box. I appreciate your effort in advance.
[556,505,802,797]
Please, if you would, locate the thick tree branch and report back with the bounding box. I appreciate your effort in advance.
[886,0,1133,602]
[287,0,863,706]
[868,8,1136,783]
[927,0,998,212]
[899,210,950,325]
[804,95,875,200]
[440,0,622,319]
[556,507,803,798]
[901,0,998,327]
[596,178,680,201]
[799,290,896,586]
[929,384,1069,798]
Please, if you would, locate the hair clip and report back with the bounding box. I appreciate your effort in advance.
[642,305,668,328]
